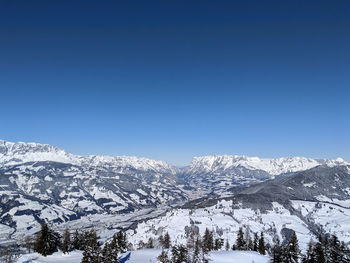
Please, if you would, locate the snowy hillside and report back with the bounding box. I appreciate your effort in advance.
[129,165,350,252]
[0,139,349,248]
[0,140,188,242]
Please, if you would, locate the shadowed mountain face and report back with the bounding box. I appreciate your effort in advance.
[235,165,350,205]
[183,165,350,210]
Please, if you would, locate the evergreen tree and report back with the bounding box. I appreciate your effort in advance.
[34,223,60,256]
[192,237,201,263]
[270,236,282,263]
[146,237,154,249]
[225,239,230,251]
[171,245,188,263]
[186,231,196,249]
[236,227,246,250]
[102,234,120,263]
[101,242,112,263]
[202,228,213,253]
[290,232,300,263]
[164,232,171,249]
[302,239,316,263]
[116,230,127,252]
[283,232,299,263]
[72,230,82,250]
[158,234,164,248]
[323,235,331,261]
[314,237,326,263]
[330,234,341,263]
[214,238,224,250]
[258,232,266,255]
[158,249,170,263]
[81,229,101,263]
[253,232,259,252]
[339,241,350,262]
[62,228,71,254]
[245,226,253,250]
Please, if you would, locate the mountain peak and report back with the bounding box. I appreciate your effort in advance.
[0,139,178,174]
[186,154,348,175]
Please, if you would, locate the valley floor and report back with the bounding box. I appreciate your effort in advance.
[16,249,270,263]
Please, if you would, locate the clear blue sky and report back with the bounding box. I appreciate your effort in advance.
[1,0,349,166]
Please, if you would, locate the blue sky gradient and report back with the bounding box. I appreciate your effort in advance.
[1,0,349,165]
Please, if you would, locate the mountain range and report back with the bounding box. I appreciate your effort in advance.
[0,139,348,248]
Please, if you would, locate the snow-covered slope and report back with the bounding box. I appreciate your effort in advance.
[1,139,349,247]
[129,165,350,252]
[16,249,270,263]
[182,155,348,193]
[0,140,187,241]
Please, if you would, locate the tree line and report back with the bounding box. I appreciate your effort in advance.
[31,223,127,263]
[152,226,350,263]
[11,223,350,263]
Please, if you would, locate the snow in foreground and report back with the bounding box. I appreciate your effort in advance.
[16,249,269,263]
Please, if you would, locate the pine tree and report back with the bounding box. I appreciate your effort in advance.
[81,229,101,263]
[289,232,300,263]
[330,234,341,263]
[116,230,127,252]
[159,234,164,248]
[171,245,188,263]
[302,239,316,263]
[164,232,171,249]
[253,232,259,252]
[314,240,325,263]
[214,238,224,250]
[62,228,71,254]
[178,245,189,263]
[323,235,331,261]
[102,234,120,263]
[225,239,230,251]
[72,230,82,250]
[147,237,154,249]
[258,232,266,255]
[158,249,170,263]
[101,242,112,263]
[282,232,299,263]
[187,231,195,249]
[245,226,253,250]
[339,241,350,262]
[236,227,246,250]
[202,228,213,253]
[270,236,282,263]
[192,237,201,263]
[34,223,60,256]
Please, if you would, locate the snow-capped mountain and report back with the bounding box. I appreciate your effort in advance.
[181,155,348,193]
[128,165,350,252]
[0,139,349,245]
[0,140,178,174]
[0,140,188,241]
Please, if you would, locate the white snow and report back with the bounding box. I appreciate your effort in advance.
[0,140,179,174]
[16,249,269,263]
[185,155,348,176]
